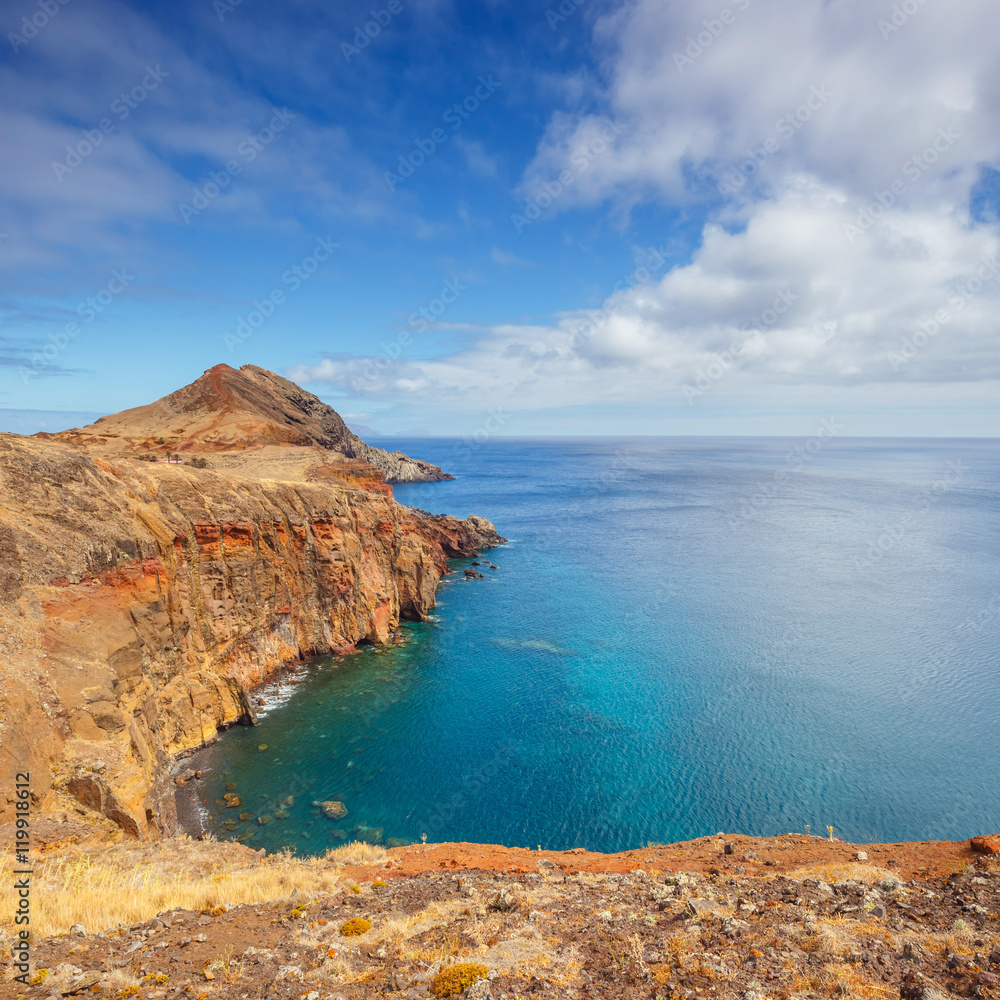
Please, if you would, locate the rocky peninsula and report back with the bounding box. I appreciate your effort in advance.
[0,365,503,840]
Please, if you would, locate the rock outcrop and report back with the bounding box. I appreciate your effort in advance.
[0,366,502,838]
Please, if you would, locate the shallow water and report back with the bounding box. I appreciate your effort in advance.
[192,438,1000,854]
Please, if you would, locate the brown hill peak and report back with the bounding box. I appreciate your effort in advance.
[45,363,453,483]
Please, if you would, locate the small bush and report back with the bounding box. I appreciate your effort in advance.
[430,963,489,997]
[340,917,372,936]
[372,880,387,888]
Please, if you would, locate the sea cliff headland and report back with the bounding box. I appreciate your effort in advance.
[0,365,504,840]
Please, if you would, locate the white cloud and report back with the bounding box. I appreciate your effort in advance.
[292,179,1000,411]
[454,136,499,178]
[522,0,1000,211]
[292,0,1000,423]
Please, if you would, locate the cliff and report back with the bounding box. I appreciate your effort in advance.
[0,367,502,839]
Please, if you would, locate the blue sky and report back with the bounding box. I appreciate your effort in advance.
[1,0,998,438]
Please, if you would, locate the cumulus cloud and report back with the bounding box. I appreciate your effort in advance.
[293,0,1000,415]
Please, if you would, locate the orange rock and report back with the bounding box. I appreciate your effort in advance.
[970,835,1000,854]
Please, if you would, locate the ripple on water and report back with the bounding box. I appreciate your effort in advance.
[193,439,1000,855]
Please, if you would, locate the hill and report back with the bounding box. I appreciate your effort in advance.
[46,364,453,483]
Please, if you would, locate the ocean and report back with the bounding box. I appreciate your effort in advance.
[187,437,1000,854]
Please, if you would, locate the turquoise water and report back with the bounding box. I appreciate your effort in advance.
[192,438,1000,853]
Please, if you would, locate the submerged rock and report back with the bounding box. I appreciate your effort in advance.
[320,801,348,820]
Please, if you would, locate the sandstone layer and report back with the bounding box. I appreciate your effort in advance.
[0,366,502,839]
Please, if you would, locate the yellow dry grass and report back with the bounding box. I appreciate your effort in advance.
[786,861,903,887]
[324,841,390,866]
[0,841,348,940]
[786,960,899,1000]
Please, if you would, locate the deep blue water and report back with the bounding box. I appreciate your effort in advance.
[192,438,1000,854]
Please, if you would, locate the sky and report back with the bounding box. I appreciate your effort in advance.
[1,0,998,438]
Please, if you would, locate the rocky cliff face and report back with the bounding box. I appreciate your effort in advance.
[0,368,502,839]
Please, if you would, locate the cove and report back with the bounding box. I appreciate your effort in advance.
[189,438,1000,855]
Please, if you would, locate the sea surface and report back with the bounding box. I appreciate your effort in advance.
[190,438,1000,854]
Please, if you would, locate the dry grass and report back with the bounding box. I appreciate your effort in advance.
[787,961,899,1000]
[0,842,346,939]
[786,862,904,887]
[324,841,390,866]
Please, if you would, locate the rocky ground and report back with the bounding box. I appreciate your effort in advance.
[4,834,998,1000]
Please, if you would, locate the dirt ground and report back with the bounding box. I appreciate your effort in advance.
[5,833,1000,1000]
[361,834,992,884]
